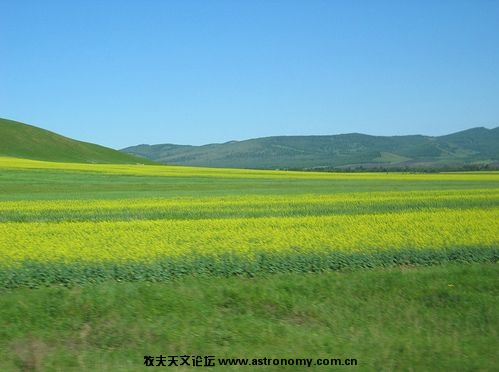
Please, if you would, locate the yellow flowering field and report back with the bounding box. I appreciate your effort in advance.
[0,157,498,286]
[1,208,499,264]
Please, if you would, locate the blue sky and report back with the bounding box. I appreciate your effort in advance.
[2,0,498,149]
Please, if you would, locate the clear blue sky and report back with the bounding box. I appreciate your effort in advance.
[2,0,499,149]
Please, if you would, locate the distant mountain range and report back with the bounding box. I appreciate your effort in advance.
[0,118,156,164]
[2,117,498,170]
[122,127,499,171]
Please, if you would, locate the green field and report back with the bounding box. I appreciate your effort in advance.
[2,265,498,371]
[1,157,498,370]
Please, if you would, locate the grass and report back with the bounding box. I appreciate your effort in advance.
[0,264,497,371]
[1,157,498,201]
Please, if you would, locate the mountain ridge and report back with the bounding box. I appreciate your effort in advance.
[122,126,499,170]
[2,117,497,170]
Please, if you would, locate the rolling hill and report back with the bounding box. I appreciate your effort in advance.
[0,118,156,164]
[122,127,499,170]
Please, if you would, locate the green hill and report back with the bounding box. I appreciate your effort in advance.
[122,127,499,170]
[0,118,156,164]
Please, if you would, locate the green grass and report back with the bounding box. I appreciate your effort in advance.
[1,165,498,202]
[0,118,156,164]
[1,264,497,371]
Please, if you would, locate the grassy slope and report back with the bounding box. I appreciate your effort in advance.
[1,264,497,371]
[0,118,156,164]
[122,127,499,169]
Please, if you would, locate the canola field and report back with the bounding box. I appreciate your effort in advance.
[1,157,498,287]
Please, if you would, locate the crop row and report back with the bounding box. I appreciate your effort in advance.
[2,208,498,265]
[1,189,498,222]
[2,156,499,181]
[2,247,498,288]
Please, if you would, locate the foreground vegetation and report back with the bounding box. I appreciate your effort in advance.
[1,264,497,371]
